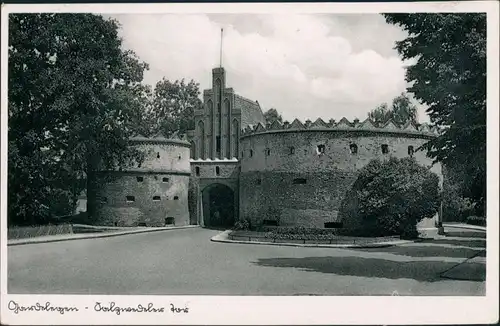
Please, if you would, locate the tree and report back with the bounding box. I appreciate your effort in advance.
[340,157,440,239]
[8,14,149,225]
[264,108,283,125]
[150,78,202,137]
[368,93,417,126]
[384,13,486,215]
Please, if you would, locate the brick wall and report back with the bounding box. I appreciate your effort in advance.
[239,130,443,228]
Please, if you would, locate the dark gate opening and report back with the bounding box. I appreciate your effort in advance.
[203,184,235,228]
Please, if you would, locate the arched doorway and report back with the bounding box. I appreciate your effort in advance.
[202,184,235,228]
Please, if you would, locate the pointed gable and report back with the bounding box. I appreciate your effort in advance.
[269,120,283,131]
[419,123,431,133]
[254,122,266,133]
[289,119,305,130]
[311,118,328,129]
[357,118,377,129]
[335,117,352,128]
[382,119,399,130]
[402,120,418,132]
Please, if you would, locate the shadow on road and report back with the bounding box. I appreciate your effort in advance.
[354,245,484,258]
[254,256,466,282]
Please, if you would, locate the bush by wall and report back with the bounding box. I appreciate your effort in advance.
[8,223,73,240]
[466,215,486,226]
[339,157,440,239]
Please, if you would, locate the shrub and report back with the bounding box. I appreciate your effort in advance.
[466,215,486,226]
[340,157,440,239]
[233,218,251,231]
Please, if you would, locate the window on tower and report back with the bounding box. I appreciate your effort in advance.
[216,136,221,154]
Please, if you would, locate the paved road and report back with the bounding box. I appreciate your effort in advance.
[8,227,485,295]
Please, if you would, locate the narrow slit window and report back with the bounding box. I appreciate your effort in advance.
[195,167,200,176]
[289,146,295,155]
[126,196,135,202]
[136,176,144,182]
[153,196,161,201]
[350,144,358,155]
[265,148,271,156]
[408,145,415,157]
[381,144,389,154]
[157,152,160,159]
[293,178,307,185]
[316,144,326,154]
[216,166,220,175]
[250,149,253,157]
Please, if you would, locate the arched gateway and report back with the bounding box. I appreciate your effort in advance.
[201,183,235,228]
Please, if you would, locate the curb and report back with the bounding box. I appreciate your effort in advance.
[8,225,200,246]
[210,231,412,249]
[444,224,487,232]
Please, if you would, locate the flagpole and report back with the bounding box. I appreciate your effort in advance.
[220,28,223,68]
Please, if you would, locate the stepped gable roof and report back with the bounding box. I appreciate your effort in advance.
[235,94,266,129]
[402,120,418,131]
[254,122,266,133]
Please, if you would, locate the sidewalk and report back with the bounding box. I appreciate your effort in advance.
[444,223,486,232]
[211,230,413,249]
[8,225,199,246]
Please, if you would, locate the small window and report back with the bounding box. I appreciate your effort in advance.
[174,196,179,200]
[265,148,270,156]
[100,196,108,203]
[317,144,326,154]
[293,178,307,185]
[216,136,221,153]
[256,179,262,185]
[216,166,220,175]
[136,176,144,182]
[162,177,169,182]
[241,151,244,158]
[195,167,200,176]
[381,144,389,154]
[153,196,161,201]
[138,222,147,227]
[350,144,358,155]
[250,149,253,157]
[262,220,278,226]
[126,196,135,202]
[165,217,175,225]
[324,221,343,228]
[289,146,295,155]
[408,145,415,157]
[178,155,181,160]
[157,152,160,159]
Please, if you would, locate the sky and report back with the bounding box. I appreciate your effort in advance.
[111,13,429,123]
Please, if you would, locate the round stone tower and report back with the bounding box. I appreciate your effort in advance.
[239,118,442,231]
[95,134,191,227]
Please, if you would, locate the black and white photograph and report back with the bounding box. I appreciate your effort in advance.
[1,2,498,325]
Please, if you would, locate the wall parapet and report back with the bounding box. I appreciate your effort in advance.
[129,134,191,147]
[241,117,439,139]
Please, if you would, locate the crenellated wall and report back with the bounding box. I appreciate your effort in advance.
[239,117,442,229]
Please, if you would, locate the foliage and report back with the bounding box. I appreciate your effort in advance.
[368,93,418,126]
[442,164,477,222]
[146,78,202,137]
[466,216,486,227]
[263,226,398,240]
[233,219,251,231]
[383,13,486,215]
[341,157,440,238]
[263,108,283,125]
[8,14,149,225]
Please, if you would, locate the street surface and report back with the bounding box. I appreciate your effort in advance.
[8,227,485,295]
